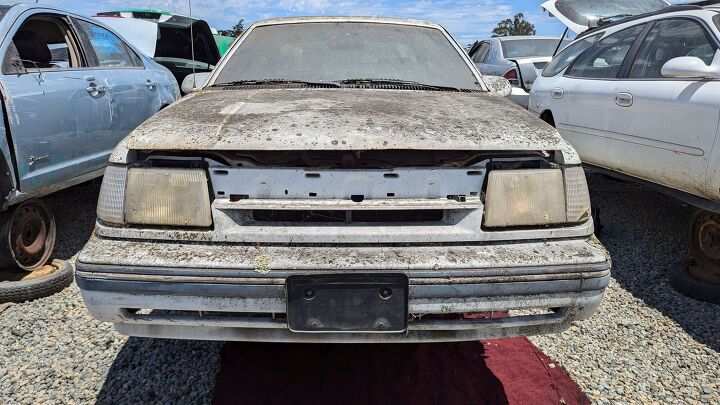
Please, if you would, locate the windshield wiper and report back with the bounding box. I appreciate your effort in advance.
[597,14,633,25]
[334,78,464,92]
[211,79,340,87]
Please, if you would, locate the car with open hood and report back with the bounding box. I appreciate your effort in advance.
[0,3,179,296]
[530,1,720,303]
[76,17,610,343]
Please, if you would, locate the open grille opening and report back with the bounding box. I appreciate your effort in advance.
[252,209,444,223]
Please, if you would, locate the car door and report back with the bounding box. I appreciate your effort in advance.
[0,11,111,193]
[611,17,720,197]
[552,24,647,171]
[71,18,159,151]
[478,41,512,77]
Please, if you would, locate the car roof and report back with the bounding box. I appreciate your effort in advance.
[252,16,443,30]
[495,36,567,41]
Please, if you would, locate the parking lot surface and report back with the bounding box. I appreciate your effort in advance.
[0,173,718,404]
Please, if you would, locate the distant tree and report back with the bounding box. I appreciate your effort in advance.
[218,19,245,37]
[492,13,536,37]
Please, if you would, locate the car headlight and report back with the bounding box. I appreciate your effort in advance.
[483,167,591,228]
[97,166,212,227]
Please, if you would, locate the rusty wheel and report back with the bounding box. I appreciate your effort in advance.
[688,210,720,273]
[670,260,720,304]
[0,199,56,271]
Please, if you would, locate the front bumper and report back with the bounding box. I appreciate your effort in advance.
[76,235,610,343]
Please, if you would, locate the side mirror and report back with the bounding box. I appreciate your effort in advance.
[482,75,512,97]
[661,51,720,80]
[181,72,212,94]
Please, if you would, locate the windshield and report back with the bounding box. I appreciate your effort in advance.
[501,38,572,58]
[214,22,481,91]
[554,0,667,26]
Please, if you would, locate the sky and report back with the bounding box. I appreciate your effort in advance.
[34,0,694,46]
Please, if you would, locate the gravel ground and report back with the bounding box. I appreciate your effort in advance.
[0,173,717,404]
[531,172,720,404]
[0,182,222,405]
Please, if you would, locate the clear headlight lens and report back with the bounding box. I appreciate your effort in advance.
[96,166,212,227]
[484,167,591,228]
[125,168,212,227]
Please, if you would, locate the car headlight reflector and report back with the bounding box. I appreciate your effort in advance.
[563,166,592,223]
[124,168,212,227]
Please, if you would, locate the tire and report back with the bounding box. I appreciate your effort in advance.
[669,260,720,305]
[0,260,73,303]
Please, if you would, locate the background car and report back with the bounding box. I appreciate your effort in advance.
[0,3,179,299]
[530,1,720,303]
[95,10,223,90]
[468,36,571,108]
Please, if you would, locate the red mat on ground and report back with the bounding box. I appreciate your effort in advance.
[212,337,589,405]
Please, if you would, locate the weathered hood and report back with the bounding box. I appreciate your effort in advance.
[123,88,575,158]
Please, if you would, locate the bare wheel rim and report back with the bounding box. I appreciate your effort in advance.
[7,200,55,271]
[697,215,720,261]
[689,210,720,270]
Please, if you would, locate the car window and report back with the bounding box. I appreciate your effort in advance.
[473,42,491,63]
[2,15,82,74]
[501,38,572,59]
[74,19,142,68]
[566,24,645,79]
[629,19,718,79]
[542,33,603,77]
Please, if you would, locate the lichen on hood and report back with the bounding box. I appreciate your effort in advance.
[121,87,579,163]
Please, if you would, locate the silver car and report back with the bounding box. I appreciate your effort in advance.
[0,3,179,272]
[76,17,610,343]
[468,36,571,108]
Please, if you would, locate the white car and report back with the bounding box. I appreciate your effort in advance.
[530,1,720,303]
[74,17,609,343]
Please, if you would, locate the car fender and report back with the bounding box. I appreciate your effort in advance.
[0,83,17,212]
[705,122,720,201]
[0,150,13,212]
[150,61,181,108]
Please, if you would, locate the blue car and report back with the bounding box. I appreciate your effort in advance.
[0,4,179,273]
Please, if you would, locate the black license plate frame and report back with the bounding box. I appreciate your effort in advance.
[286,274,409,333]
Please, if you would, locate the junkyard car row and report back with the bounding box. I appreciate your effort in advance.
[0,0,717,348]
